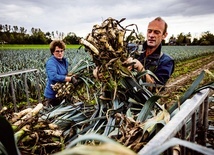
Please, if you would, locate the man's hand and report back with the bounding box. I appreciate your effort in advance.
[93,67,103,80]
[124,57,145,71]
[124,57,155,84]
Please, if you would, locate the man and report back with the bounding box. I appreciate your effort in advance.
[126,17,174,86]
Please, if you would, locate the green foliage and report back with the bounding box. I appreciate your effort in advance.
[0,23,82,44]
[199,31,214,45]
[63,32,79,44]
[0,44,81,49]
[1,23,214,45]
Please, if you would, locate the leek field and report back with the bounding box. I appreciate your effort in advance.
[0,45,214,108]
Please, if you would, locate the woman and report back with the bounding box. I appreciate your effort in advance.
[44,40,75,106]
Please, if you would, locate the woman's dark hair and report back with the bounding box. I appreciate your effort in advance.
[49,40,66,55]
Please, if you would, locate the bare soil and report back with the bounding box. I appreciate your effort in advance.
[167,60,214,88]
[159,54,214,108]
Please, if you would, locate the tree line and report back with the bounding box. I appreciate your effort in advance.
[0,24,79,45]
[168,31,214,46]
[0,24,214,45]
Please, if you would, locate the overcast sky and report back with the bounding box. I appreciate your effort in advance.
[1,0,214,40]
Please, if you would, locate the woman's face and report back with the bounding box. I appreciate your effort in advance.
[53,46,64,60]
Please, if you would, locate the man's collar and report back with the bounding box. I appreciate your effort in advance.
[143,41,162,55]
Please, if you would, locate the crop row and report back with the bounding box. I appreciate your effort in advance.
[0,46,214,105]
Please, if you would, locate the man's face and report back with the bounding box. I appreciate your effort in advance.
[147,20,167,48]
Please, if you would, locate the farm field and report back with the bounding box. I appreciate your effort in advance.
[161,53,214,106]
[1,45,213,101]
[0,45,214,154]
[0,45,214,112]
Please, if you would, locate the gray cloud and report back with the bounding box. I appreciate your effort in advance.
[0,0,214,38]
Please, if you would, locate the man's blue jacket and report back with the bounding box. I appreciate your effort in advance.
[138,42,174,85]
